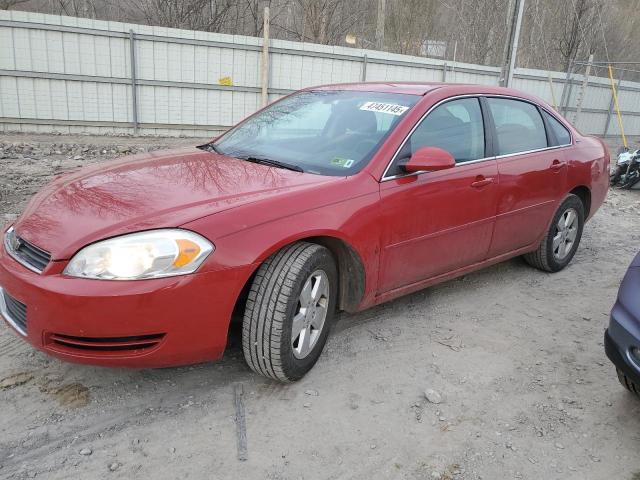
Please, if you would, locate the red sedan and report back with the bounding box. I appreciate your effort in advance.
[0,83,609,381]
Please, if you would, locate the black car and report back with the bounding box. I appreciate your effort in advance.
[605,252,640,395]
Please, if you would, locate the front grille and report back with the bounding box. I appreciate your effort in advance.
[14,236,51,272]
[5,228,51,273]
[48,333,165,352]
[1,289,27,334]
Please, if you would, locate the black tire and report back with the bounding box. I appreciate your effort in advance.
[617,369,640,398]
[242,242,337,382]
[523,194,585,272]
[621,172,640,190]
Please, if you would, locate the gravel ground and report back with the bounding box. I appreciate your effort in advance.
[1,133,640,480]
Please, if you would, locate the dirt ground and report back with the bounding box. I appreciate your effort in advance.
[1,133,640,480]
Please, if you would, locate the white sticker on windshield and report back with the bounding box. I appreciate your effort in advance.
[359,102,409,116]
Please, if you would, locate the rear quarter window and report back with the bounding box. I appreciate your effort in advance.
[542,110,572,146]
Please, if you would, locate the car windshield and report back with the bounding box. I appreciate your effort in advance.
[211,90,419,176]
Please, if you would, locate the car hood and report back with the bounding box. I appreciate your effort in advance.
[13,147,337,260]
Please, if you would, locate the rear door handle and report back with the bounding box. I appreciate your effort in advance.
[550,159,566,171]
[471,176,494,188]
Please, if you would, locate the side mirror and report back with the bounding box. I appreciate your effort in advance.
[402,147,455,173]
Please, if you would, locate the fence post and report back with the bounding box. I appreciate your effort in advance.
[442,62,447,82]
[502,0,525,87]
[261,6,270,107]
[547,73,558,110]
[128,29,138,135]
[362,54,368,81]
[559,60,573,116]
[573,53,593,124]
[604,70,624,138]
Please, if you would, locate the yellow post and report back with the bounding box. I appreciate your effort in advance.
[608,65,628,149]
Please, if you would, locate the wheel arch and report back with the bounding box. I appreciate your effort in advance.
[304,235,366,313]
[569,185,591,218]
[232,233,367,317]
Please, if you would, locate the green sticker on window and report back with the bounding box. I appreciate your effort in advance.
[331,157,355,168]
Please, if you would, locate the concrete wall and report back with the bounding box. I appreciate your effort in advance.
[1,10,639,138]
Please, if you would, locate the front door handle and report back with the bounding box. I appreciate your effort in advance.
[550,159,567,171]
[471,176,494,188]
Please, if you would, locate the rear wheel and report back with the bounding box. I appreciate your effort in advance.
[524,194,585,272]
[617,368,640,398]
[242,242,337,382]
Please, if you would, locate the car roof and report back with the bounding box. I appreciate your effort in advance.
[305,82,543,102]
[307,82,446,95]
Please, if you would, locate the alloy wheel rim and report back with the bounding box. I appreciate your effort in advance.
[291,270,330,359]
[552,207,578,261]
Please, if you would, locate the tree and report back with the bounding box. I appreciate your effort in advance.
[123,0,235,32]
[9,0,640,80]
[385,0,438,55]
[0,0,30,9]
[557,0,601,69]
[273,0,367,44]
[438,0,511,65]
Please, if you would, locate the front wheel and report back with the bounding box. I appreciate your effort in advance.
[242,242,337,382]
[523,194,585,272]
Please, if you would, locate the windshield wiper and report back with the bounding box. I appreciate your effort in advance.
[198,143,223,154]
[239,156,304,173]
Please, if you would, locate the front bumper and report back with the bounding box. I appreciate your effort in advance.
[605,272,640,387]
[0,243,253,368]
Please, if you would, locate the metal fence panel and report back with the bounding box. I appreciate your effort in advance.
[1,9,639,139]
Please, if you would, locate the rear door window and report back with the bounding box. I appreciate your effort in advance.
[487,98,548,155]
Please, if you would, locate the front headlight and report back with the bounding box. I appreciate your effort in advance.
[64,229,214,280]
